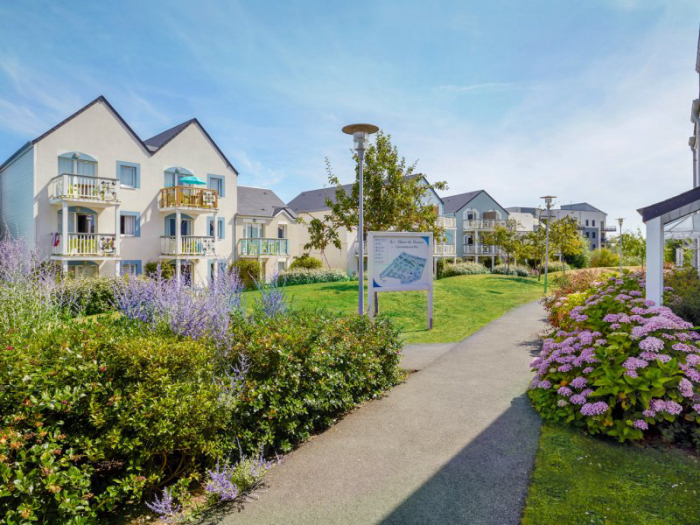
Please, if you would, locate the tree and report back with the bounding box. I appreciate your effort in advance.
[320,131,448,243]
[549,216,585,272]
[300,216,341,267]
[607,228,646,266]
[481,220,522,271]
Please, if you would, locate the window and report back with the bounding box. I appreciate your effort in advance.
[245,223,263,238]
[592,231,596,239]
[592,220,596,226]
[209,217,225,239]
[121,260,142,275]
[278,224,287,239]
[117,161,140,188]
[585,219,589,226]
[585,232,589,238]
[208,175,225,197]
[120,212,140,237]
[278,260,286,273]
[464,210,476,221]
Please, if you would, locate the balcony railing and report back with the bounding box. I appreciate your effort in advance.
[238,238,289,256]
[50,174,119,203]
[602,225,617,232]
[435,244,456,255]
[52,233,118,256]
[438,216,457,229]
[160,186,218,211]
[464,219,509,230]
[161,236,216,256]
[463,244,501,255]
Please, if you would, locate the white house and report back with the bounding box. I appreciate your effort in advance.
[0,96,239,285]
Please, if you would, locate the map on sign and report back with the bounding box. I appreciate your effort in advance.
[379,251,427,284]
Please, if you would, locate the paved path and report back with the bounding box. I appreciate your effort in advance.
[206,301,546,525]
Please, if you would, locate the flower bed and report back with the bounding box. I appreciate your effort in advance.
[529,271,700,444]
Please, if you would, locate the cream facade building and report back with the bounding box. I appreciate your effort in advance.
[0,96,239,285]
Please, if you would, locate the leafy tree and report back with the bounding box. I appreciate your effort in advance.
[608,228,646,266]
[307,132,448,250]
[299,216,341,267]
[481,220,522,271]
[549,216,585,272]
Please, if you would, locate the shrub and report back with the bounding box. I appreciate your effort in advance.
[544,270,614,324]
[492,264,531,277]
[61,276,116,315]
[277,268,352,286]
[289,254,323,270]
[230,259,261,289]
[144,260,174,280]
[442,261,490,277]
[529,271,700,445]
[540,261,571,273]
[435,258,445,279]
[564,245,590,269]
[666,267,700,328]
[589,248,619,268]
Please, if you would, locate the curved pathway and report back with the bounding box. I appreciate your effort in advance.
[207,301,547,525]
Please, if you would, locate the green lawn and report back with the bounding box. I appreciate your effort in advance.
[244,274,543,344]
[522,423,700,525]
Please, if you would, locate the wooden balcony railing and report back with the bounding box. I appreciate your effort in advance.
[464,219,509,230]
[238,238,289,256]
[463,244,501,255]
[161,236,216,256]
[50,174,119,203]
[160,186,218,210]
[52,233,118,256]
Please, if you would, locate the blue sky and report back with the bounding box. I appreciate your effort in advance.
[1,0,699,230]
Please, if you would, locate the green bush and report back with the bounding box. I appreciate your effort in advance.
[226,311,403,454]
[61,276,116,315]
[0,316,229,523]
[289,255,323,270]
[443,261,490,277]
[666,267,700,328]
[492,264,531,277]
[539,261,571,273]
[144,260,174,279]
[435,258,445,279]
[230,259,262,289]
[530,271,700,445]
[589,248,619,268]
[277,268,352,286]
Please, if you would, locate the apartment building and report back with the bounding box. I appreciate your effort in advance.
[287,174,456,274]
[235,186,299,280]
[0,96,238,285]
[442,190,510,266]
[506,203,615,251]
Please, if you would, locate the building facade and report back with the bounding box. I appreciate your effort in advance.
[0,96,239,285]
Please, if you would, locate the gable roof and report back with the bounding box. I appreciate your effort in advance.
[560,202,605,214]
[637,185,700,224]
[287,174,443,213]
[0,95,238,174]
[238,186,297,219]
[442,190,483,214]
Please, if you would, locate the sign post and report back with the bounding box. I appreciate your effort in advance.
[367,231,434,329]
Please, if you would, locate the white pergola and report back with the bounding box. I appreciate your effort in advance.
[639,186,700,306]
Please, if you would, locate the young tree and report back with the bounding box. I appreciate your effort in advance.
[299,216,340,267]
[481,220,522,271]
[607,228,646,266]
[323,131,448,242]
[549,216,585,272]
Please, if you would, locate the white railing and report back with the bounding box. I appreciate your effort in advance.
[161,236,216,256]
[463,244,501,255]
[50,174,119,203]
[438,216,456,229]
[435,244,456,255]
[464,219,509,230]
[238,238,289,256]
[52,233,117,256]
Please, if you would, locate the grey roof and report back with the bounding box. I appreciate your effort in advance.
[0,95,238,174]
[237,186,297,218]
[637,185,700,224]
[442,190,483,214]
[560,202,605,213]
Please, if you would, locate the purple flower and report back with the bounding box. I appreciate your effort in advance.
[603,314,619,323]
[679,378,694,398]
[639,337,665,352]
[538,380,552,389]
[581,401,609,416]
[570,394,587,405]
[570,377,587,389]
[643,409,656,417]
[558,386,573,397]
[557,399,569,407]
[633,419,648,430]
[206,462,239,501]
[693,404,700,413]
[672,343,695,353]
[146,488,181,523]
[610,323,621,330]
[623,357,648,371]
[558,364,573,373]
[582,367,594,374]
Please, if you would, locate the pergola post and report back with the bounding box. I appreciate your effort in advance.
[645,216,664,306]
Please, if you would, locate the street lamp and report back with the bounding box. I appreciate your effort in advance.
[617,218,624,272]
[541,196,556,294]
[342,123,379,315]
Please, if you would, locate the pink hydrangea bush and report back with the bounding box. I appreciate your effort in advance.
[529,271,700,444]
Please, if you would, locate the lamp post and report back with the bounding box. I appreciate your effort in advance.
[617,217,624,272]
[541,196,556,294]
[342,123,379,315]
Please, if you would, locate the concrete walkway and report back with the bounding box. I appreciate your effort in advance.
[207,301,546,525]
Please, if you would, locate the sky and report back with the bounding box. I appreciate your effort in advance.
[1,0,699,232]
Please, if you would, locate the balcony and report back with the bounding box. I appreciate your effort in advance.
[51,233,118,258]
[435,244,456,256]
[159,186,218,212]
[464,219,509,230]
[49,174,119,206]
[238,238,289,257]
[602,225,617,232]
[463,244,501,255]
[161,236,216,257]
[438,216,457,229]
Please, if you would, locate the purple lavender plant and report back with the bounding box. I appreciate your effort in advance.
[254,273,288,319]
[146,488,182,523]
[205,462,240,501]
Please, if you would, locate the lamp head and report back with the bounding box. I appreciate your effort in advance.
[540,195,556,207]
[617,217,624,226]
[343,123,379,152]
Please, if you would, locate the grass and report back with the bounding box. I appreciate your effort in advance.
[244,274,544,344]
[522,422,700,525]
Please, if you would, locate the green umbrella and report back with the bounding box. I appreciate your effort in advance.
[179,175,206,185]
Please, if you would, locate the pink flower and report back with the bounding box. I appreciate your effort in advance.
[557,386,573,397]
[570,377,588,389]
[581,402,609,416]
